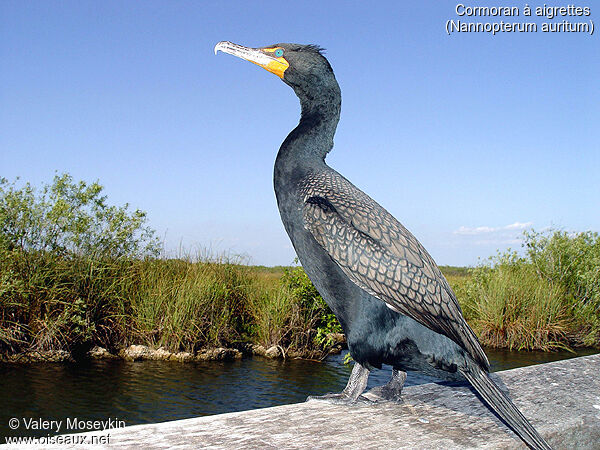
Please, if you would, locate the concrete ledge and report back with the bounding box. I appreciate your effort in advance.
[5,354,600,449]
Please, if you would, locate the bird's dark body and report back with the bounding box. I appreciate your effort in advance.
[275,154,464,380]
[215,41,551,450]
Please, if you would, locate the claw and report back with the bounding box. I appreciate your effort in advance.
[364,369,407,403]
[306,393,374,405]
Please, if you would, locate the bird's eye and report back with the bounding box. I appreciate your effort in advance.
[274,48,284,58]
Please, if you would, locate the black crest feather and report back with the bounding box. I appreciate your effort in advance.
[304,44,326,55]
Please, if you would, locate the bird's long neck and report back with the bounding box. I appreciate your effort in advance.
[274,83,341,211]
[276,82,341,169]
[274,76,341,221]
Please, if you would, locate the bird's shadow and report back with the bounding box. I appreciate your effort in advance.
[401,372,515,427]
[357,371,514,428]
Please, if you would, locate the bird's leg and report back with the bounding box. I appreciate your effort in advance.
[339,362,370,401]
[307,362,371,404]
[364,369,407,403]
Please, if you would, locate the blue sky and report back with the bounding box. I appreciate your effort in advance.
[1,1,598,266]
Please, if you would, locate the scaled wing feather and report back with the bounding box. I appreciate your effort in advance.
[301,171,489,369]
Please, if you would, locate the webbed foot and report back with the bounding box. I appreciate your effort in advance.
[306,362,370,405]
[364,369,407,403]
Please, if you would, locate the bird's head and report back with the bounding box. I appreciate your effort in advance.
[214,41,336,97]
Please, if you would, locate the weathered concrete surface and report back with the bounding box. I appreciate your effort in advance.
[5,354,600,449]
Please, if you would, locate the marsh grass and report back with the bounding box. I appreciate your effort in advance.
[0,250,137,355]
[132,257,256,352]
[526,230,600,346]
[1,242,598,358]
[0,248,336,357]
[455,230,600,351]
[1,176,598,357]
[245,283,295,347]
[456,257,569,351]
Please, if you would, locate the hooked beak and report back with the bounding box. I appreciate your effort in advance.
[214,41,289,79]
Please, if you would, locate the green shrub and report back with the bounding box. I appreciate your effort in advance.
[524,230,600,345]
[0,174,160,258]
[456,230,600,350]
[0,174,159,354]
[280,264,342,351]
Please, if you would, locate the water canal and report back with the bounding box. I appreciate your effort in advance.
[1,348,597,438]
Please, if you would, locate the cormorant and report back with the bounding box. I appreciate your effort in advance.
[215,41,551,450]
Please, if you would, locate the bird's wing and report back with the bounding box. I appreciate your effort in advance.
[300,171,489,368]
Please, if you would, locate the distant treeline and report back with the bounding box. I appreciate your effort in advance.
[0,174,598,360]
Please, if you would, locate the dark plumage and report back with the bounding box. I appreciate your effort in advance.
[215,41,551,450]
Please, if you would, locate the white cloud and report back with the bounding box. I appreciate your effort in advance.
[454,221,533,235]
[504,221,534,230]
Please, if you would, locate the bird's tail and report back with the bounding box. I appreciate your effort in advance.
[460,363,551,450]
